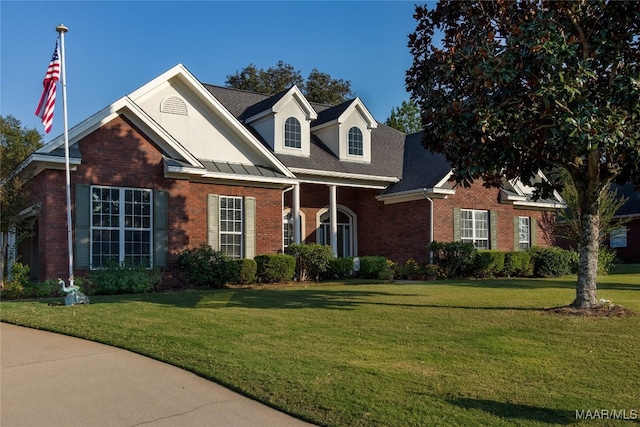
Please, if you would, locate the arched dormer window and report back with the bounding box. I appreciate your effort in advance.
[348,127,363,156]
[284,117,302,149]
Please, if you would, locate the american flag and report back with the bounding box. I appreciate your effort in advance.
[35,41,61,134]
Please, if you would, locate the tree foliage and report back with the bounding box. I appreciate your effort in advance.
[226,61,354,105]
[1,115,43,285]
[407,1,640,308]
[385,99,422,133]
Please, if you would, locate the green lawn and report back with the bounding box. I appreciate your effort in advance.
[2,266,640,426]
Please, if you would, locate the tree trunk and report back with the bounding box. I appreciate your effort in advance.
[573,212,599,308]
[0,231,7,288]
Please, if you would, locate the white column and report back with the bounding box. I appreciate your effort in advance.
[6,229,16,281]
[293,183,301,244]
[329,185,338,257]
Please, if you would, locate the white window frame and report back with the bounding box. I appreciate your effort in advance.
[518,216,531,250]
[219,196,243,259]
[90,185,153,269]
[284,117,302,149]
[348,126,363,156]
[461,209,489,249]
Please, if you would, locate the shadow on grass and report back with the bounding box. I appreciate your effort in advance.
[447,398,577,425]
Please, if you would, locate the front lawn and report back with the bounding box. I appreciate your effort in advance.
[2,267,639,426]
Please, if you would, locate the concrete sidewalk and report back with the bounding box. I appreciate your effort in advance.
[1,323,315,427]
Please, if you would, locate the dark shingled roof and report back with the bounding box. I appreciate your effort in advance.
[611,183,640,216]
[382,132,452,194]
[203,84,405,180]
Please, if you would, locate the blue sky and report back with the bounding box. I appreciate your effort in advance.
[1,1,424,142]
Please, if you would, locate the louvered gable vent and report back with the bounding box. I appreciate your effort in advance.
[161,96,188,115]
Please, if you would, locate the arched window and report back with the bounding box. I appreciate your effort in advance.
[318,210,353,257]
[348,127,363,156]
[284,117,302,148]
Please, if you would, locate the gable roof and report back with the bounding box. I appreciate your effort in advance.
[28,64,296,184]
[204,84,404,187]
[379,131,565,209]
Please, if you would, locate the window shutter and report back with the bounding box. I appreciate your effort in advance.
[531,217,538,247]
[244,197,256,259]
[490,211,498,250]
[453,208,461,241]
[514,216,520,251]
[153,190,168,268]
[74,184,91,270]
[207,194,219,249]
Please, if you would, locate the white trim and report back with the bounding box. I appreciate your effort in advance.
[316,204,358,257]
[289,167,399,183]
[376,187,455,204]
[164,161,298,185]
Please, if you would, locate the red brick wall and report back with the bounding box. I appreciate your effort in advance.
[285,180,555,265]
[609,218,640,263]
[30,116,283,283]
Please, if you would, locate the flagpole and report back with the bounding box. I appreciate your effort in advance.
[56,24,74,286]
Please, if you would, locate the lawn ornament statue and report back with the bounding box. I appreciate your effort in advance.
[59,278,90,306]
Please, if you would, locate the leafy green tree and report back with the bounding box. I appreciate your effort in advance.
[226,61,353,105]
[407,1,640,308]
[385,99,422,133]
[1,115,43,285]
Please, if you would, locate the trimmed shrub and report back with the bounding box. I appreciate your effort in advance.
[2,262,30,299]
[503,251,533,277]
[528,246,576,278]
[233,258,257,284]
[286,243,332,281]
[23,279,62,299]
[358,256,388,279]
[429,241,477,278]
[255,254,296,283]
[176,244,236,289]
[89,260,162,294]
[474,251,506,278]
[422,263,446,279]
[324,257,354,280]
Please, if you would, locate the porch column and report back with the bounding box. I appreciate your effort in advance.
[329,185,338,257]
[293,183,301,244]
[6,228,16,281]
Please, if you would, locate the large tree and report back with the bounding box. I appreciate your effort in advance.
[0,115,43,285]
[226,61,353,105]
[407,1,640,308]
[385,99,422,133]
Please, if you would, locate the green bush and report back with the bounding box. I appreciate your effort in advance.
[402,259,422,279]
[89,260,162,294]
[474,251,506,278]
[176,245,235,289]
[358,256,389,279]
[503,251,533,277]
[324,257,354,280]
[23,279,62,299]
[255,254,296,283]
[286,243,332,281]
[2,262,30,299]
[598,247,618,275]
[422,263,446,279]
[233,258,257,284]
[528,246,576,278]
[429,241,477,278]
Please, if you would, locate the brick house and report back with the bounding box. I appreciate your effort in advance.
[605,184,640,263]
[14,64,564,284]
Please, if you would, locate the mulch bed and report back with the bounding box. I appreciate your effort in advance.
[546,304,637,318]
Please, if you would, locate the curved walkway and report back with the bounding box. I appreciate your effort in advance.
[0,323,315,427]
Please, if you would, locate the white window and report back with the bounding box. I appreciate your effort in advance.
[283,212,293,249]
[610,227,628,248]
[318,210,353,257]
[461,209,489,249]
[284,117,302,148]
[91,186,152,268]
[348,127,363,156]
[518,216,531,250]
[220,196,243,259]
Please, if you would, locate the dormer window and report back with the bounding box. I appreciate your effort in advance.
[348,127,363,156]
[284,117,302,149]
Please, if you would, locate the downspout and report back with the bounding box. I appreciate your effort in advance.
[422,189,434,264]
